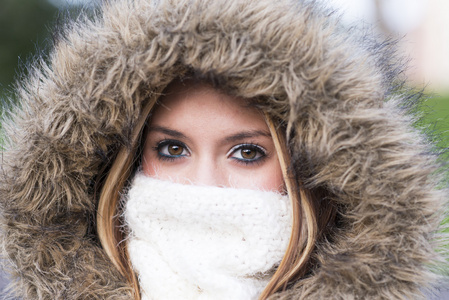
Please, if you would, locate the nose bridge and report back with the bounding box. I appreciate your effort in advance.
[191,155,225,187]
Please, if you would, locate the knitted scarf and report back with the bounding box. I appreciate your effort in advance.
[124,173,292,300]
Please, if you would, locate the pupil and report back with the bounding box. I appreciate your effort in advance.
[241,149,256,159]
[168,145,183,155]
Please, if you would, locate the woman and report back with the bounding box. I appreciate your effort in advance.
[0,0,446,299]
[110,78,304,299]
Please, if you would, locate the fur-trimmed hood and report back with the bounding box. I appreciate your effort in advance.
[1,0,447,299]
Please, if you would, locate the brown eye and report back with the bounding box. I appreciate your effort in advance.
[228,144,266,164]
[156,140,189,159]
[241,148,257,159]
[168,144,184,156]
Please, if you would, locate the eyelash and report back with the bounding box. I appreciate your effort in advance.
[153,139,190,162]
[227,143,267,166]
[153,140,267,165]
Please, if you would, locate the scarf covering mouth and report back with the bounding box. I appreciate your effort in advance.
[124,173,293,300]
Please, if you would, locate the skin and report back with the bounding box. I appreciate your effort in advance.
[142,81,284,192]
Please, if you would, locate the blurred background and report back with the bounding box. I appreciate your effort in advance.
[0,0,448,297]
[327,0,449,160]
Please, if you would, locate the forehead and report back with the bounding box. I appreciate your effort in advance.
[149,81,268,132]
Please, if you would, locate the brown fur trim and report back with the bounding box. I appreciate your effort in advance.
[1,0,446,299]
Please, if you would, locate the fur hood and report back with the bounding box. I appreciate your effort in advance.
[1,0,447,298]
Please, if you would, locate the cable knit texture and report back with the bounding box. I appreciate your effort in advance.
[0,0,447,299]
[125,173,292,300]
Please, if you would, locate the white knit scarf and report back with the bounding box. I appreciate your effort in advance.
[124,173,292,300]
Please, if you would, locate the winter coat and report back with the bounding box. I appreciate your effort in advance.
[0,0,447,299]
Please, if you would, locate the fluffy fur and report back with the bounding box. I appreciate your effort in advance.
[0,0,447,299]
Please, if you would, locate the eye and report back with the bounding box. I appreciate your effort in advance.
[228,144,266,164]
[156,140,190,159]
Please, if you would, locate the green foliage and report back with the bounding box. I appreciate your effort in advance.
[417,94,449,229]
[417,94,449,172]
[0,0,57,90]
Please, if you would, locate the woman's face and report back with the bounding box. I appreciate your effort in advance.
[142,81,284,192]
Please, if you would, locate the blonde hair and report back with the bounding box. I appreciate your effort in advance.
[96,86,335,300]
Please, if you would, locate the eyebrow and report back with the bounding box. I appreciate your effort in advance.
[224,130,271,143]
[148,126,271,142]
[147,126,188,139]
